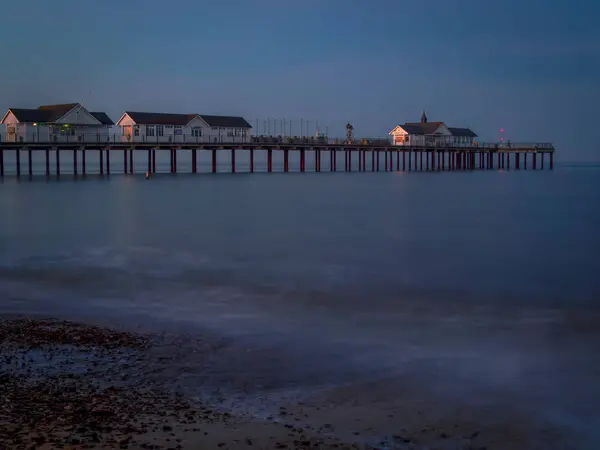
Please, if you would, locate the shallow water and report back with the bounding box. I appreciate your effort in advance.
[1,159,599,447]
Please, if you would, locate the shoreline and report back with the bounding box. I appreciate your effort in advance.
[0,316,577,449]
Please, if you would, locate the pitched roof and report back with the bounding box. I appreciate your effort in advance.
[4,103,110,125]
[448,127,477,137]
[198,115,252,128]
[90,112,114,125]
[7,108,52,123]
[401,121,445,135]
[37,103,80,121]
[124,111,198,126]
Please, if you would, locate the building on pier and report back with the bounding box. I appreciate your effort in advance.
[115,111,252,143]
[388,111,477,147]
[0,103,114,143]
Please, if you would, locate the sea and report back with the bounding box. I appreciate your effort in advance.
[1,150,599,448]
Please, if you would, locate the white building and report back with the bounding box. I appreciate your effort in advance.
[0,103,114,143]
[389,111,477,147]
[115,111,252,143]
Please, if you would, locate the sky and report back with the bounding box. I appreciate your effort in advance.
[0,0,598,161]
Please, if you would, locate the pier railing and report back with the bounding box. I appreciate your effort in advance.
[0,132,554,150]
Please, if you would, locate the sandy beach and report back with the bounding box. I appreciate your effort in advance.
[0,316,576,450]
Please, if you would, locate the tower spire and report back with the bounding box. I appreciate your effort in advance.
[421,110,428,124]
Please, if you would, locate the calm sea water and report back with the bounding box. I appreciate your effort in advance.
[1,154,599,446]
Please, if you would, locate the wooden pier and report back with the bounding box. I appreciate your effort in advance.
[0,141,555,178]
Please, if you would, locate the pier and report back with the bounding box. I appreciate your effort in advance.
[0,138,555,178]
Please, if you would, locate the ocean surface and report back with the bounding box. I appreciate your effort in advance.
[1,152,599,447]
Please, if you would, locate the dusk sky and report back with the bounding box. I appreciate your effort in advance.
[1,0,598,161]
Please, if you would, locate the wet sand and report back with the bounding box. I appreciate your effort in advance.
[0,317,575,450]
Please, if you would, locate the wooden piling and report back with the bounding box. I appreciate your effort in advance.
[249,149,254,173]
[82,148,86,175]
[148,149,153,174]
[283,149,289,172]
[56,149,60,177]
[192,149,197,173]
[124,149,128,174]
[267,149,272,172]
[106,149,110,174]
[231,149,236,173]
[99,149,104,175]
[0,149,4,177]
[212,149,217,173]
[73,149,77,176]
[152,150,156,173]
[16,149,21,177]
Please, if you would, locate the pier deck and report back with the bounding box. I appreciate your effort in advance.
[0,140,555,178]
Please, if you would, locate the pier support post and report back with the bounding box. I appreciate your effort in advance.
[315,150,320,172]
[358,150,362,172]
[419,151,423,171]
[362,150,366,172]
[148,149,153,174]
[152,150,156,173]
[348,150,352,172]
[82,148,86,175]
[506,153,510,170]
[16,149,20,177]
[56,149,60,177]
[497,152,501,169]
[371,151,375,172]
[402,151,406,171]
[550,152,553,170]
[384,151,388,172]
[99,149,104,175]
[231,149,236,173]
[541,152,544,169]
[72,149,77,176]
[267,149,272,172]
[192,149,197,173]
[532,153,537,170]
[333,150,337,171]
[408,151,412,171]
[376,150,380,172]
[124,150,128,174]
[171,149,175,173]
[425,152,430,171]
[129,149,133,174]
[524,153,527,170]
[212,149,217,173]
[28,149,33,177]
[300,149,305,172]
[45,149,49,176]
[0,150,3,177]
[515,153,520,169]
[106,149,110,174]
[283,149,289,172]
[250,149,254,173]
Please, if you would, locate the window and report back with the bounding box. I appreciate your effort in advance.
[156,125,164,137]
[192,128,202,137]
[227,130,234,137]
[134,127,139,136]
[146,125,155,137]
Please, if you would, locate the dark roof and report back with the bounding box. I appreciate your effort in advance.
[8,108,53,123]
[448,127,477,137]
[401,121,445,135]
[5,103,110,126]
[90,112,114,125]
[37,103,79,121]
[199,115,252,128]
[124,111,198,126]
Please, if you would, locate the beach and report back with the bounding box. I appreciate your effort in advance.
[1,316,579,450]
